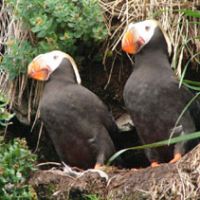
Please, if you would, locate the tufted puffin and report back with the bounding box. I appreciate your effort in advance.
[121,19,200,167]
[27,50,117,170]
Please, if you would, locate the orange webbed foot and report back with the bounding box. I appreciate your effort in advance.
[131,168,138,171]
[151,161,160,167]
[169,153,182,164]
[94,163,104,170]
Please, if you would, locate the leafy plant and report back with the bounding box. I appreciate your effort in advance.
[0,137,37,199]
[0,94,14,126]
[1,39,37,80]
[1,0,108,79]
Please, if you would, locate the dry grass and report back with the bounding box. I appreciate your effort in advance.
[0,2,45,128]
[99,0,200,76]
[105,144,200,200]
[140,144,200,200]
[29,144,200,200]
[0,0,10,94]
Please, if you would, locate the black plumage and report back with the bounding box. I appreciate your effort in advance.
[122,20,200,165]
[28,51,117,169]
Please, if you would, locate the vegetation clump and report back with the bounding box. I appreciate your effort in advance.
[0,137,37,199]
[0,94,14,127]
[0,93,37,199]
[1,0,108,79]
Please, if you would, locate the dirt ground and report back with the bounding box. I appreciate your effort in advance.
[30,144,200,200]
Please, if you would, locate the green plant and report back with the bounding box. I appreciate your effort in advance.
[1,0,108,79]
[0,40,37,80]
[0,94,14,126]
[0,137,37,199]
[84,194,101,200]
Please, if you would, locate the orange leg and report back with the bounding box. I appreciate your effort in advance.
[151,161,160,167]
[169,153,182,164]
[131,168,138,171]
[94,163,103,170]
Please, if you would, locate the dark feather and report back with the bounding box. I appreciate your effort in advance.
[39,58,117,169]
[123,26,199,163]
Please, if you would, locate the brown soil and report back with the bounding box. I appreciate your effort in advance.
[30,144,200,200]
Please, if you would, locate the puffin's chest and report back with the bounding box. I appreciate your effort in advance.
[123,71,174,119]
[124,76,162,104]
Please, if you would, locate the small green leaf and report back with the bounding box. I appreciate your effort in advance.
[182,83,200,91]
[183,79,200,86]
[183,10,200,18]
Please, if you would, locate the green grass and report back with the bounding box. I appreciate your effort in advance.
[108,131,200,165]
[84,194,101,200]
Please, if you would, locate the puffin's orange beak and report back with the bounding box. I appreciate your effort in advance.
[122,30,137,54]
[122,29,145,54]
[28,60,51,81]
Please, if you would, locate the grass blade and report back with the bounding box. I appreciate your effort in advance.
[108,131,200,164]
[183,10,200,18]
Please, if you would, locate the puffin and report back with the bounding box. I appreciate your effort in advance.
[27,50,117,170]
[121,19,200,167]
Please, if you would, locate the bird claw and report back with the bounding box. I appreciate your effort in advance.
[169,153,182,164]
[62,162,108,180]
[151,161,160,167]
[62,162,82,178]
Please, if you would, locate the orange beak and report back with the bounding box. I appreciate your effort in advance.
[122,29,145,54]
[28,59,51,81]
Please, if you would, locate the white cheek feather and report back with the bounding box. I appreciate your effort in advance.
[63,53,82,84]
[42,51,81,84]
[42,52,63,72]
[128,20,172,56]
[128,20,157,46]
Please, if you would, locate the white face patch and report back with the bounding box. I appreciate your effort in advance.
[127,20,171,55]
[127,20,158,51]
[37,50,81,84]
[40,51,68,72]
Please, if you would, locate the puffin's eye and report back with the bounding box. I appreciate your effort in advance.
[145,26,150,31]
[53,55,58,59]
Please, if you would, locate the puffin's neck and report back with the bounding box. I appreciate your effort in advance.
[49,58,78,85]
[135,27,170,70]
[135,48,169,69]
